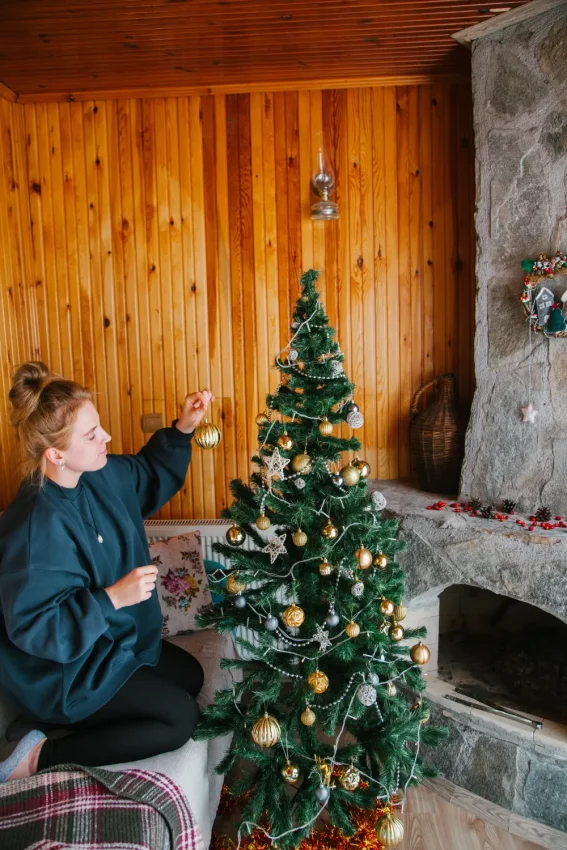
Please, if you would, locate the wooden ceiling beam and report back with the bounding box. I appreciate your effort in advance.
[0,80,17,102]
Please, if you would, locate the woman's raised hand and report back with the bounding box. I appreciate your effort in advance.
[105,565,158,609]
[176,390,215,435]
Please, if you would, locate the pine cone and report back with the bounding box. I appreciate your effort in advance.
[469,498,482,511]
[535,506,552,522]
[480,504,494,519]
[503,499,517,513]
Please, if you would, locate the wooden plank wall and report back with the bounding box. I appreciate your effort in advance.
[0,83,475,518]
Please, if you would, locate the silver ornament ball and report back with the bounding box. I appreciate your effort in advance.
[234,595,247,609]
[264,615,279,631]
[371,491,387,510]
[368,672,381,686]
[332,475,344,487]
[346,402,359,414]
[357,684,378,706]
[351,581,365,598]
[330,361,343,375]
[315,784,330,803]
[294,477,306,490]
[347,411,364,429]
[325,612,340,627]
[289,348,299,361]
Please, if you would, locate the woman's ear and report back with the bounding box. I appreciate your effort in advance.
[44,447,64,466]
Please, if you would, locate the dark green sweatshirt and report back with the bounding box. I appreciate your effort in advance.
[0,424,192,724]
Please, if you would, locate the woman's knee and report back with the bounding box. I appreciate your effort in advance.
[165,694,200,751]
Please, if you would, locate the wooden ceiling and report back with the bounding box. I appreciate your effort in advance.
[0,0,531,100]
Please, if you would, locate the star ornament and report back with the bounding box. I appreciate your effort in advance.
[313,624,332,653]
[263,448,290,482]
[262,534,288,564]
[521,403,538,424]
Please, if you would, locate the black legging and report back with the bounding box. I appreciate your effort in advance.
[36,640,204,769]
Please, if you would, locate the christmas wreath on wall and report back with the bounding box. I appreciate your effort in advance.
[519,252,567,335]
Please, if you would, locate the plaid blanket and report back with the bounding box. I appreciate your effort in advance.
[0,763,204,850]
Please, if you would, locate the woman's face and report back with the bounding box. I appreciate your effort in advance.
[61,400,112,473]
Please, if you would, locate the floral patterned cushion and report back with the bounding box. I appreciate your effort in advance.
[149,532,213,637]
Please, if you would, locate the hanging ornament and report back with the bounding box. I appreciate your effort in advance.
[389,622,406,642]
[393,603,407,621]
[412,700,431,724]
[226,523,246,547]
[277,431,294,451]
[291,453,312,474]
[263,448,290,481]
[300,706,316,726]
[281,761,301,784]
[345,619,361,639]
[325,607,340,628]
[371,490,387,510]
[226,573,246,595]
[264,615,279,631]
[194,419,222,449]
[262,534,288,563]
[355,545,373,569]
[346,402,359,414]
[289,348,299,361]
[292,528,308,547]
[319,557,333,576]
[345,403,364,429]
[368,671,381,686]
[357,683,377,706]
[294,477,306,489]
[315,784,330,803]
[340,461,361,487]
[255,512,271,531]
[373,551,389,569]
[351,580,365,598]
[255,410,271,427]
[376,812,405,847]
[353,457,371,479]
[521,403,538,424]
[282,604,305,628]
[308,669,329,694]
[339,765,361,791]
[330,360,344,376]
[319,417,333,437]
[410,642,431,665]
[322,519,339,539]
[331,474,344,487]
[380,598,395,617]
[386,681,398,697]
[234,594,247,609]
[251,712,281,747]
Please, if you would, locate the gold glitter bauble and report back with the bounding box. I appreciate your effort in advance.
[410,642,431,665]
[292,528,308,547]
[340,462,361,487]
[282,604,305,628]
[412,700,431,724]
[373,552,389,569]
[308,670,329,694]
[345,620,361,639]
[339,765,361,791]
[277,431,294,451]
[355,546,373,569]
[256,410,270,427]
[194,420,222,449]
[393,603,407,621]
[291,453,312,474]
[319,417,333,437]
[251,712,281,747]
[321,519,339,539]
[389,623,406,642]
[256,512,271,531]
[281,761,300,784]
[319,557,333,576]
[376,812,405,847]
[226,573,246,594]
[226,524,246,546]
[353,457,371,479]
[386,681,397,697]
[300,706,316,726]
[380,598,395,617]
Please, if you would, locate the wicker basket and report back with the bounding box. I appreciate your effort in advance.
[410,373,464,494]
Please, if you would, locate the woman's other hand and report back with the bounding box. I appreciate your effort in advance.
[176,390,215,435]
[105,565,158,609]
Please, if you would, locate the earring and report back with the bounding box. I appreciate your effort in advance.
[59,460,66,471]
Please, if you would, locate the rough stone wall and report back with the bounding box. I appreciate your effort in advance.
[460,6,567,513]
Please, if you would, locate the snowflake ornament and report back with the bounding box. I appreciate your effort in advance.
[262,534,288,564]
[313,624,332,652]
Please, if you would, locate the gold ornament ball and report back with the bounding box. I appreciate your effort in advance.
[373,552,389,570]
[226,524,246,546]
[281,761,300,784]
[410,642,431,666]
[251,712,281,748]
[319,557,333,576]
[339,765,361,791]
[376,812,405,847]
[291,453,312,474]
[226,573,246,595]
[393,603,407,621]
[354,457,371,479]
[355,546,373,569]
[256,512,271,531]
[277,431,294,451]
[322,519,339,540]
[194,420,222,450]
[282,603,305,628]
[292,528,308,547]
[340,462,361,487]
[308,669,329,694]
[319,417,333,437]
[300,706,316,726]
[255,410,270,427]
[389,623,406,642]
[386,681,398,697]
[412,700,431,725]
[380,598,395,617]
[345,620,361,639]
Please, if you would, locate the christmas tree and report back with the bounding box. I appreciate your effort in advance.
[195,270,445,848]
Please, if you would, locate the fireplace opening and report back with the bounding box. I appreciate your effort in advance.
[437,585,567,724]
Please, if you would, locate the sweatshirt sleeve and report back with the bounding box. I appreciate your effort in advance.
[0,532,114,664]
[107,423,193,519]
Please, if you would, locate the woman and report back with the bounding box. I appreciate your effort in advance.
[0,362,213,782]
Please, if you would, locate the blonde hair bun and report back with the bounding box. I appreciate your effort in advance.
[9,361,53,426]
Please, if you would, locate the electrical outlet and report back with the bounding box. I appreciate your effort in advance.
[141,413,164,433]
